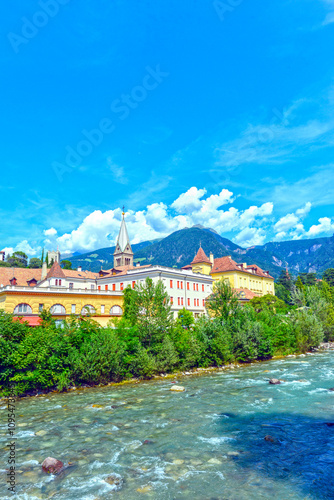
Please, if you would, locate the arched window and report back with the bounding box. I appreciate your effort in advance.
[110,305,123,315]
[50,304,66,315]
[14,303,32,315]
[81,304,96,315]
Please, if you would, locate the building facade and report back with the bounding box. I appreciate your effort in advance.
[0,215,214,325]
[185,247,275,300]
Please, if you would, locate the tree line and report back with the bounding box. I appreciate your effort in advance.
[0,250,72,270]
[1,274,333,397]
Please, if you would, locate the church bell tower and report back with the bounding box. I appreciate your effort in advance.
[113,209,134,268]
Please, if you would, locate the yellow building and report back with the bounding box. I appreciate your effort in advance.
[187,247,275,300]
[0,265,123,327]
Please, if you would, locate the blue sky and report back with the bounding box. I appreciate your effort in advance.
[1,0,334,257]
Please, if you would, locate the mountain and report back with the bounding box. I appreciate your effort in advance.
[63,227,334,279]
[65,239,161,272]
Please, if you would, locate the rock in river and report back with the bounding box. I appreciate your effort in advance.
[269,379,281,385]
[170,385,185,392]
[41,457,64,474]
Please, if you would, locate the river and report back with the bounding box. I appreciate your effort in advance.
[1,351,334,499]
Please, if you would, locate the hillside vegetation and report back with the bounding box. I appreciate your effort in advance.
[64,227,334,279]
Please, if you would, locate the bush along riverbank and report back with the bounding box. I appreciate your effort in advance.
[1,278,334,397]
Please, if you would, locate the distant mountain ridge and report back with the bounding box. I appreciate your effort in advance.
[64,226,334,279]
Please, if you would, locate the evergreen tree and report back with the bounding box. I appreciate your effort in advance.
[277,269,293,291]
[295,276,305,292]
[323,268,334,287]
[41,248,44,264]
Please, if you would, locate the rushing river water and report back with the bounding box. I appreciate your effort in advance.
[1,351,334,499]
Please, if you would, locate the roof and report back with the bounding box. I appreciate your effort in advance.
[98,264,152,278]
[0,267,42,287]
[181,264,192,270]
[210,256,241,273]
[115,213,132,252]
[234,288,258,301]
[14,316,42,327]
[46,262,66,279]
[63,269,99,279]
[191,247,212,265]
[245,265,274,279]
[210,256,274,279]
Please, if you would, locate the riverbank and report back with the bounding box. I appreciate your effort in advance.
[4,341,334,402]
[1,349,334,499]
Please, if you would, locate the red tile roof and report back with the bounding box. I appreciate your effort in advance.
[63,269,99,279]
[234,288,258,301]
[210,256,274,279]
[46,262,66,279]
[210,256,240,273]
[191,247,212,265]
[0,267,42,287]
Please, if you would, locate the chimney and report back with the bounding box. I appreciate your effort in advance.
[136,262,140,267]
[41,261,47,280]
[209,252,214,264]
[243,263,247,268]
[77,266,82,272]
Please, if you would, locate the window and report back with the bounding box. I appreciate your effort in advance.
[177,281,180,289]
[194,298,196,306]
[69,282,73,290]
[202,284,204,292]
[193,283,196,291]
[50,304,66,315]
[101,305,105,314]
[55,320,65,329]
[98,286,101,291]
[81,305,96,315]
[105,285,108,291]
[91,284,94,291]
[170,280,173,288]
[112,284,116,291]
[132,281,136,289]
[197,298,199,306]
[71,304,76,314]
[171,297,174,305]
[55,279,58,286]
[187,282,190,291]
[39,304,44,312]
[59,279,62,286]
[178,297,180,306]
[120,283,124,291]
[14,303,32,314]
[202,299,205,306]
[180,281,183,290]
[187,298,190,306]
[110,305,122,315]
[196,283,199,291]
[181,297,184,306]
[10,278,17,286]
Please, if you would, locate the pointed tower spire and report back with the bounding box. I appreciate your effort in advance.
[113,209,134,268]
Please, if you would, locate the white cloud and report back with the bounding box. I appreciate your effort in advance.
[234,227,267,247]
[274,202,312,236]
[306,217,334,237]
[44,228,57,237]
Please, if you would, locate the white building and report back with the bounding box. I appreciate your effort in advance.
[0,251,5,262]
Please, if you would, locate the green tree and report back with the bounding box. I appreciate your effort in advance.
[323,268,334,287]
[61,260,72,270]
[28,258,42,268]
[206,279,240,321]
[295,276,305,292]
[7,251,28,267]
[123,278,173,349]
[277,269,293,291]
[176,308,194,328]
[249,294,286,313]
[298,272,317,286]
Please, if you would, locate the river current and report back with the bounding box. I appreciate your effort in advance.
[1,351,334,499]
